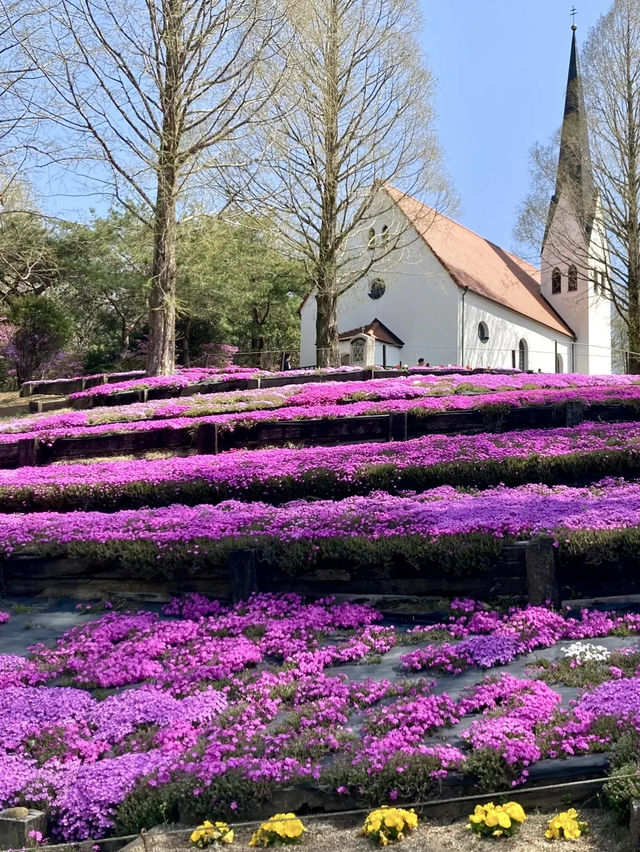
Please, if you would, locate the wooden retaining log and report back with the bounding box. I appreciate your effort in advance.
[3,538,640,609]
[215,414,391,452]
[0,542,534,602]
[3,399,639,469]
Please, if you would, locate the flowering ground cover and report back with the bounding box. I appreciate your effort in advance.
[3,377,640,448]
[67,366,640,403]
[4,370,640,439]
[2,594,640,843]
[0,421,639,513]
[2,477,640,576]
[67,365,362,401]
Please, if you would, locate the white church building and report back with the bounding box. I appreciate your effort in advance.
[300,28,612,375]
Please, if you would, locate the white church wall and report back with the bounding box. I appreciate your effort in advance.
[541,191,612,375]
[299,193,459,368]
[585,195,613,374]
[462,292,572,373]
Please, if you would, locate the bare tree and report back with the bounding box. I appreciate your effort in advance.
[0,1,38,201]
[235,0,450,367]
[7,0,284,374]
[585,0,640,371]
[516,1,640,372]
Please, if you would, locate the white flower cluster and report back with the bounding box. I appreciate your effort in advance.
[562,642,611,663]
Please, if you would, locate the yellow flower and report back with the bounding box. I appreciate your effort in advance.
[497,811,511,829]
[484,811,499,828]
[282,822,302,839]
[504,802,526,823]
[403,810,418,830]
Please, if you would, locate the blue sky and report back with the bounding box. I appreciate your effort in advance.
[419,0,611,256]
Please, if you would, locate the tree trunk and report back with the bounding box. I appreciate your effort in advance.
[181,315,191,367]
[249,334,265,367]
[628,270,640,373]
[146,0,182,377]
[147,186,177,376]
[315,285,339,368]
[116,316,130,365]
[314,0,340,369]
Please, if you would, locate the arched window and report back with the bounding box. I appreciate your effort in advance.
[368,278,386,300]
[350,337,366,364]
[518,338,528,371]
[381,225,389,245]
[478,321,489,343]
[367,228,376,250]
[593,269,606,295]
[555,353,563,374]
[568,264,578,292]
[552,267,561,294]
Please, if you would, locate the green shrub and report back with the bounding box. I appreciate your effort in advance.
[462,748,520,792]
[602,763,640,822]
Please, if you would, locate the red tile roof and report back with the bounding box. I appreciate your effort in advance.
[385,186,575,339]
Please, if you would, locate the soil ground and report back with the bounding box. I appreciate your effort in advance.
[118,810,629,852]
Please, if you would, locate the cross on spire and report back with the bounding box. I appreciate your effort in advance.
[571,6,577,30]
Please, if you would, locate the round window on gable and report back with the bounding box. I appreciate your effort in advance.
[368,278,386,300]
[478,321,489,343]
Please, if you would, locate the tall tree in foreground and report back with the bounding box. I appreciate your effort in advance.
[516,1,640,372]
[239,0,450,367]
[9,0,283,375]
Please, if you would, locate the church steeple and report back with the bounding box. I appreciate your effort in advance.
[543,26,597,249]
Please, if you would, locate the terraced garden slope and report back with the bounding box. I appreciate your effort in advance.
[3,369,640,844]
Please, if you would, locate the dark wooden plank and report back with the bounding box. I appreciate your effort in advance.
[585,402,640,423]
[29,378,85,395]
[0,444,19,469]
[39,425,195,463]
[216,415,391,451]
[16,439,39,467]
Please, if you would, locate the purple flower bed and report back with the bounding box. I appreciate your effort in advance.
[4,594,640,840]
[400,598,640,674]
[4,378,640,447]
[1,421,639,513]
[2,477,640,564]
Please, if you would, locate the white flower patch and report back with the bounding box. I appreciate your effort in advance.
[562,642,611,663]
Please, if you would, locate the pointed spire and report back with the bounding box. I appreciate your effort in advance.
[543,26,597,249]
